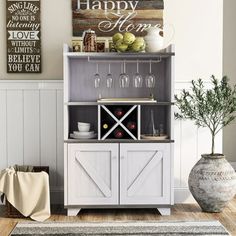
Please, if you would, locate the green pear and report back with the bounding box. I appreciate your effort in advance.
[115,39,129,52]
[112,33,123,43]
[130,37,145,52]
[123,32,135,45]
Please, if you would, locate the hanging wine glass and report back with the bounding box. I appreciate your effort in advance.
[94,63,101,88]
[133,60,143,88]
[94,63,102,99]
[145,60,156,88]
[119,60,130,88]
[106,63,113,88]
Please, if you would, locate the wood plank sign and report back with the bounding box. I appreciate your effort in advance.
[72,0,164,36]
[6,0,41,73]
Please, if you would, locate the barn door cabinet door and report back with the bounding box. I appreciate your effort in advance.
[120,143,171,205]
[67,143,119,205]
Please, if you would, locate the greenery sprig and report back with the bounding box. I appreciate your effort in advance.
[175,75,236,155]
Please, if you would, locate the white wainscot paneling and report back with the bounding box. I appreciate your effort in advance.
[24,90,40,166]
[0,81,63,203]
[40,90,58,186]
[7,90,24,166]
[0,80,222,204]
[0,90,7,170]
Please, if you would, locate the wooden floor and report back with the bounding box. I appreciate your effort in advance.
[1,199,236,236]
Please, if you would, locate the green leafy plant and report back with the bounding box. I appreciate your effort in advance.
[175,75,236,155]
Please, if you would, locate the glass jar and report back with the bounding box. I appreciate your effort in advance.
[82,29,97,52]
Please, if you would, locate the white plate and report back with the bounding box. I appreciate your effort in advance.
[70,133,97,139]
[73,131,94,137]
[141,135,168,140]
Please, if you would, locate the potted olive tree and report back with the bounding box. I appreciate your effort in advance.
[175,75,236,212]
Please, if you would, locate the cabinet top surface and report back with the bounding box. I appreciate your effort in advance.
[64,139,174,144]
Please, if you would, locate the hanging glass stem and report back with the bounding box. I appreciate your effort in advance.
[123,60,126,73]
[106,63,113,89]
[96,63,99,74]
[94,63,101,89]
[149,60,152,74]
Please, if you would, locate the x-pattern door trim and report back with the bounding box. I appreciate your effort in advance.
[75,152,112,197]
[127,151,163,196]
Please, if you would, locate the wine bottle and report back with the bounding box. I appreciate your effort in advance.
[127,121,136,130]
[114,128,124,139]
[114,108,124,118]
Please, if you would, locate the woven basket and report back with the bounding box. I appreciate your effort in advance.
[5,166,49,218]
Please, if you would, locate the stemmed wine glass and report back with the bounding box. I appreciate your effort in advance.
[119,60,130,88]
[94,63,101,99]
[133,60,143,88]
[145,60,156,88]
[94,63,101,88]
[106,63,113,88]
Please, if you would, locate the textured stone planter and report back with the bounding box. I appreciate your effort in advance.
[188,154,236,212]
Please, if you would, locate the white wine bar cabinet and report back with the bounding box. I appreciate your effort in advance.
[63,44,175,216]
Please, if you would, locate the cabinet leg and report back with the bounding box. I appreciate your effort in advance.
[67,208,81,216]
[157,208,171,215]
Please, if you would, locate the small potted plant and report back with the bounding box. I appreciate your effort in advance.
[175,75,236,212]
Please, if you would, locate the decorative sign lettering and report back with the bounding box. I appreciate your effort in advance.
[6,0,41,73]
[72,0,164,36]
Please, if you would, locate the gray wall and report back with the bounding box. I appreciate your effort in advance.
[223,0,236,162]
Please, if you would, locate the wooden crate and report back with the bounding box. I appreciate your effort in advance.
[5,166,49,218]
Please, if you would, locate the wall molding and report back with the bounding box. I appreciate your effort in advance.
[0,80,63,90]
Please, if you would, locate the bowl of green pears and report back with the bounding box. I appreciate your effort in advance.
[112,32,145,53]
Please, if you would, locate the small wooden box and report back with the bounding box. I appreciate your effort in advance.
[5,166,49,218]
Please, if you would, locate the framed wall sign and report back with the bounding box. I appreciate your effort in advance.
[6,0,41,73]
[72,0,164,36]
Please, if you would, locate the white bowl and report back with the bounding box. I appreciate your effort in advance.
[78,122,90,126]
[78,122,90,132]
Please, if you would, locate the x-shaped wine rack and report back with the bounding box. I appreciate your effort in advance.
[98,105,140,140]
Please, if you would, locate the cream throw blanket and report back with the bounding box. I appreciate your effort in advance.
[0,167,50,221]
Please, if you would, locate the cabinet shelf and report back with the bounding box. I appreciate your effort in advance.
[64,139,174,143]
[65,102,174,106]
